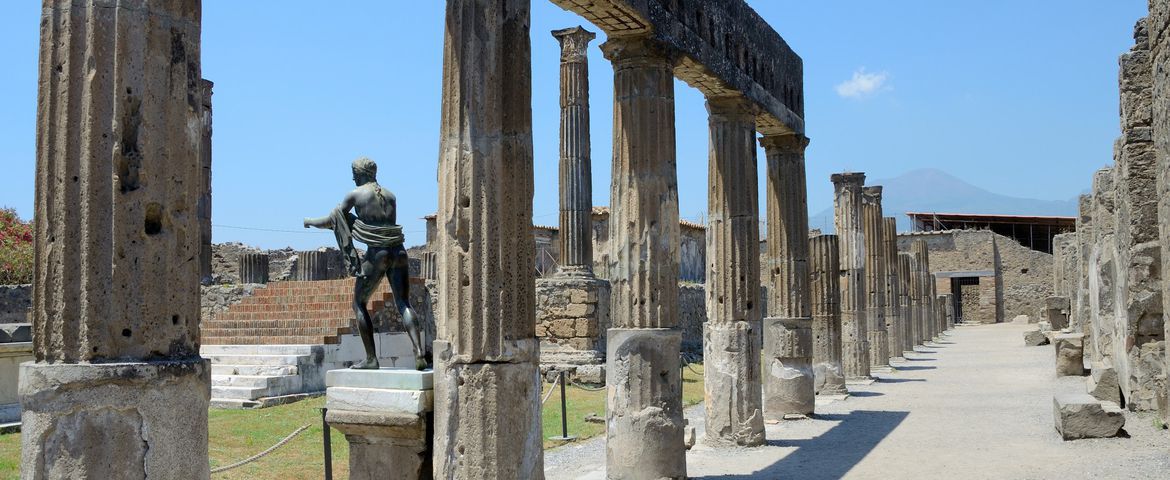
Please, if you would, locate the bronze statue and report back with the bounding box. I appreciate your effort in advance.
[304,157,426,370]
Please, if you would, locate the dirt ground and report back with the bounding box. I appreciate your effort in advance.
[545,322,1170,479]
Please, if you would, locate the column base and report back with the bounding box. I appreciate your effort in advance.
[20,359,210,480]
[702,322,764,447]
[762,317,814,420]
[813,361,848,396]
[607,328,686,480]
[432,340,543,479]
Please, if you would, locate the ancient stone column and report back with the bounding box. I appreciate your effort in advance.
[295,250,329,281]
[703,96,765,445]
[935,295,947,338]
[1074,194,1094,335]
[601,35,686,479]
[760,133,815,418]
[882,217,903,360]
[942,293,956,330]
[200,79,213,285]
[832,173,869,378]
[911,239,932,344]
[810,234,847,395]
[898,252,916,354]
[21,2,210,478]
[553,26,596,277]
[433,1,543,477]
[907,248,924,347]
[862,186,889,367]
[239,253,270,284]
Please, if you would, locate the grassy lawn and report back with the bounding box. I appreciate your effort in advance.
[0,363,706,478]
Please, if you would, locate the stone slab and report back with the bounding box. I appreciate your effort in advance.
[1053,393,1125,440]
[326,387,433,414]
[326,367,434,390]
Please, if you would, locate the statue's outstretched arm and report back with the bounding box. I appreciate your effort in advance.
[303,192,357,229]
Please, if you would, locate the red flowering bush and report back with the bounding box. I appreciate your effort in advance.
[0,207,33,285]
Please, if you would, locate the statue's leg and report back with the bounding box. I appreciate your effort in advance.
[388,246,427,370]
[350,252,386,369]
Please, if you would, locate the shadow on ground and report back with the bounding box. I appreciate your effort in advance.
[694,410,909,479]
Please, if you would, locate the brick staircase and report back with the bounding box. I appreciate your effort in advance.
[203,279,395,345]
[202,279,401,407]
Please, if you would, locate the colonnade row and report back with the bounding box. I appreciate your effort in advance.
[18,2,947,480]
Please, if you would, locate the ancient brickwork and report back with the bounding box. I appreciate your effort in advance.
[535,277,610,352]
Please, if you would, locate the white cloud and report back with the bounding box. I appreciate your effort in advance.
[835,68,890,99]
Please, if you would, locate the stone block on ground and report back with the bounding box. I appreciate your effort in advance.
[1053,393,1125,440]
[1087,361,1122,405]
[1054,333,1086,376]
[1024,329,1050,346]
[813,362,848,395]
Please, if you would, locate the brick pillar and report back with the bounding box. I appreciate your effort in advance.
[702,95,765,445]
[832,173,869,379]
[21,1,210,477]
[760,133,815,419]
[432,1,543,477]
[601,35,686,479]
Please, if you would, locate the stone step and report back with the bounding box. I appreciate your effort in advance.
[211,311,354,321]
[211,364,299,376]
[202,354,312,366]
[203,327,352,338]
[201,344,323,356]
[212,374,303,392]
[211,385,272,400]
[203,319,352,329]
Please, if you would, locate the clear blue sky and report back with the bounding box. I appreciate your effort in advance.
[0,1,1148,249]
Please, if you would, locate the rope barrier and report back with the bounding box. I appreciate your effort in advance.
[541,373,561,405]
[569,381,606,391]
[210,424,312,474]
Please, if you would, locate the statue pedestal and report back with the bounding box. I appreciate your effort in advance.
[325,368,433,480]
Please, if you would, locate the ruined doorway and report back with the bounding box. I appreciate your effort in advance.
[952,276,981,324]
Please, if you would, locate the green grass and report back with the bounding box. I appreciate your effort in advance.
[0,364,707,478]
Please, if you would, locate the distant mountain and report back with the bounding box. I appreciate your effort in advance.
[808,168,1080,233]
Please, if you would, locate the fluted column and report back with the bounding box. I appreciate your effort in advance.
[832,173,869,379]
[553,26,596,277]
[239,253,270,284]
[862,186,889,367]
[294,250,329,281]
[602,35,686,479]
[21,1,210,477]
[760,133,814,418]
[898,252,915,354]
[810,234,847,394]
[433,1,543,477]
[703,96,764,446]
[200,79,213,285]
[882,217,902,360]
[911,239,932,344]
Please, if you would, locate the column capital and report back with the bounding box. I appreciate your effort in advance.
[831,171,866,187]
[601,35,682,66]
[552,26,596,62]
[863,185,883,203]
[758,133,809,151]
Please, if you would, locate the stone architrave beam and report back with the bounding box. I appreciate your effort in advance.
[602,35,687,479]
[548,0,803,135]
[703,95,765,446]
[433,1,544,477]
[832,173,869,379]
[21,1,210,477]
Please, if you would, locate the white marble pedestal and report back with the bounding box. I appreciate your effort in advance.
[325,368,433,480]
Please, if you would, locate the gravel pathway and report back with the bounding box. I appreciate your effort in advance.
[544,322,1170,479]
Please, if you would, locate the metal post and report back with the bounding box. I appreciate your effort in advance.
[548,370,576,441]
[321,407,333,480]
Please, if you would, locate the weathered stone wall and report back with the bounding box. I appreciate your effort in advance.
[0,285,31,324]
[210,242,348,284]
[997,231,1058,322]
[534,277,610,352]
[1152,0,1170,422]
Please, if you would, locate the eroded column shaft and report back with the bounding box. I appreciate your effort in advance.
[760,133,814,417]
[553,26,596,275]
[862,186,888,366]
[602,35,685,479]
[200,79,213,284]
[898,252,915,354]
[832,173,869,379]
[882,217,902,359]
[810,234,846,395]
[703,96,764,445]
[912,239,933,344]
[238,253,270,284]
[433,1,543,477]
[23,1,210,477]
